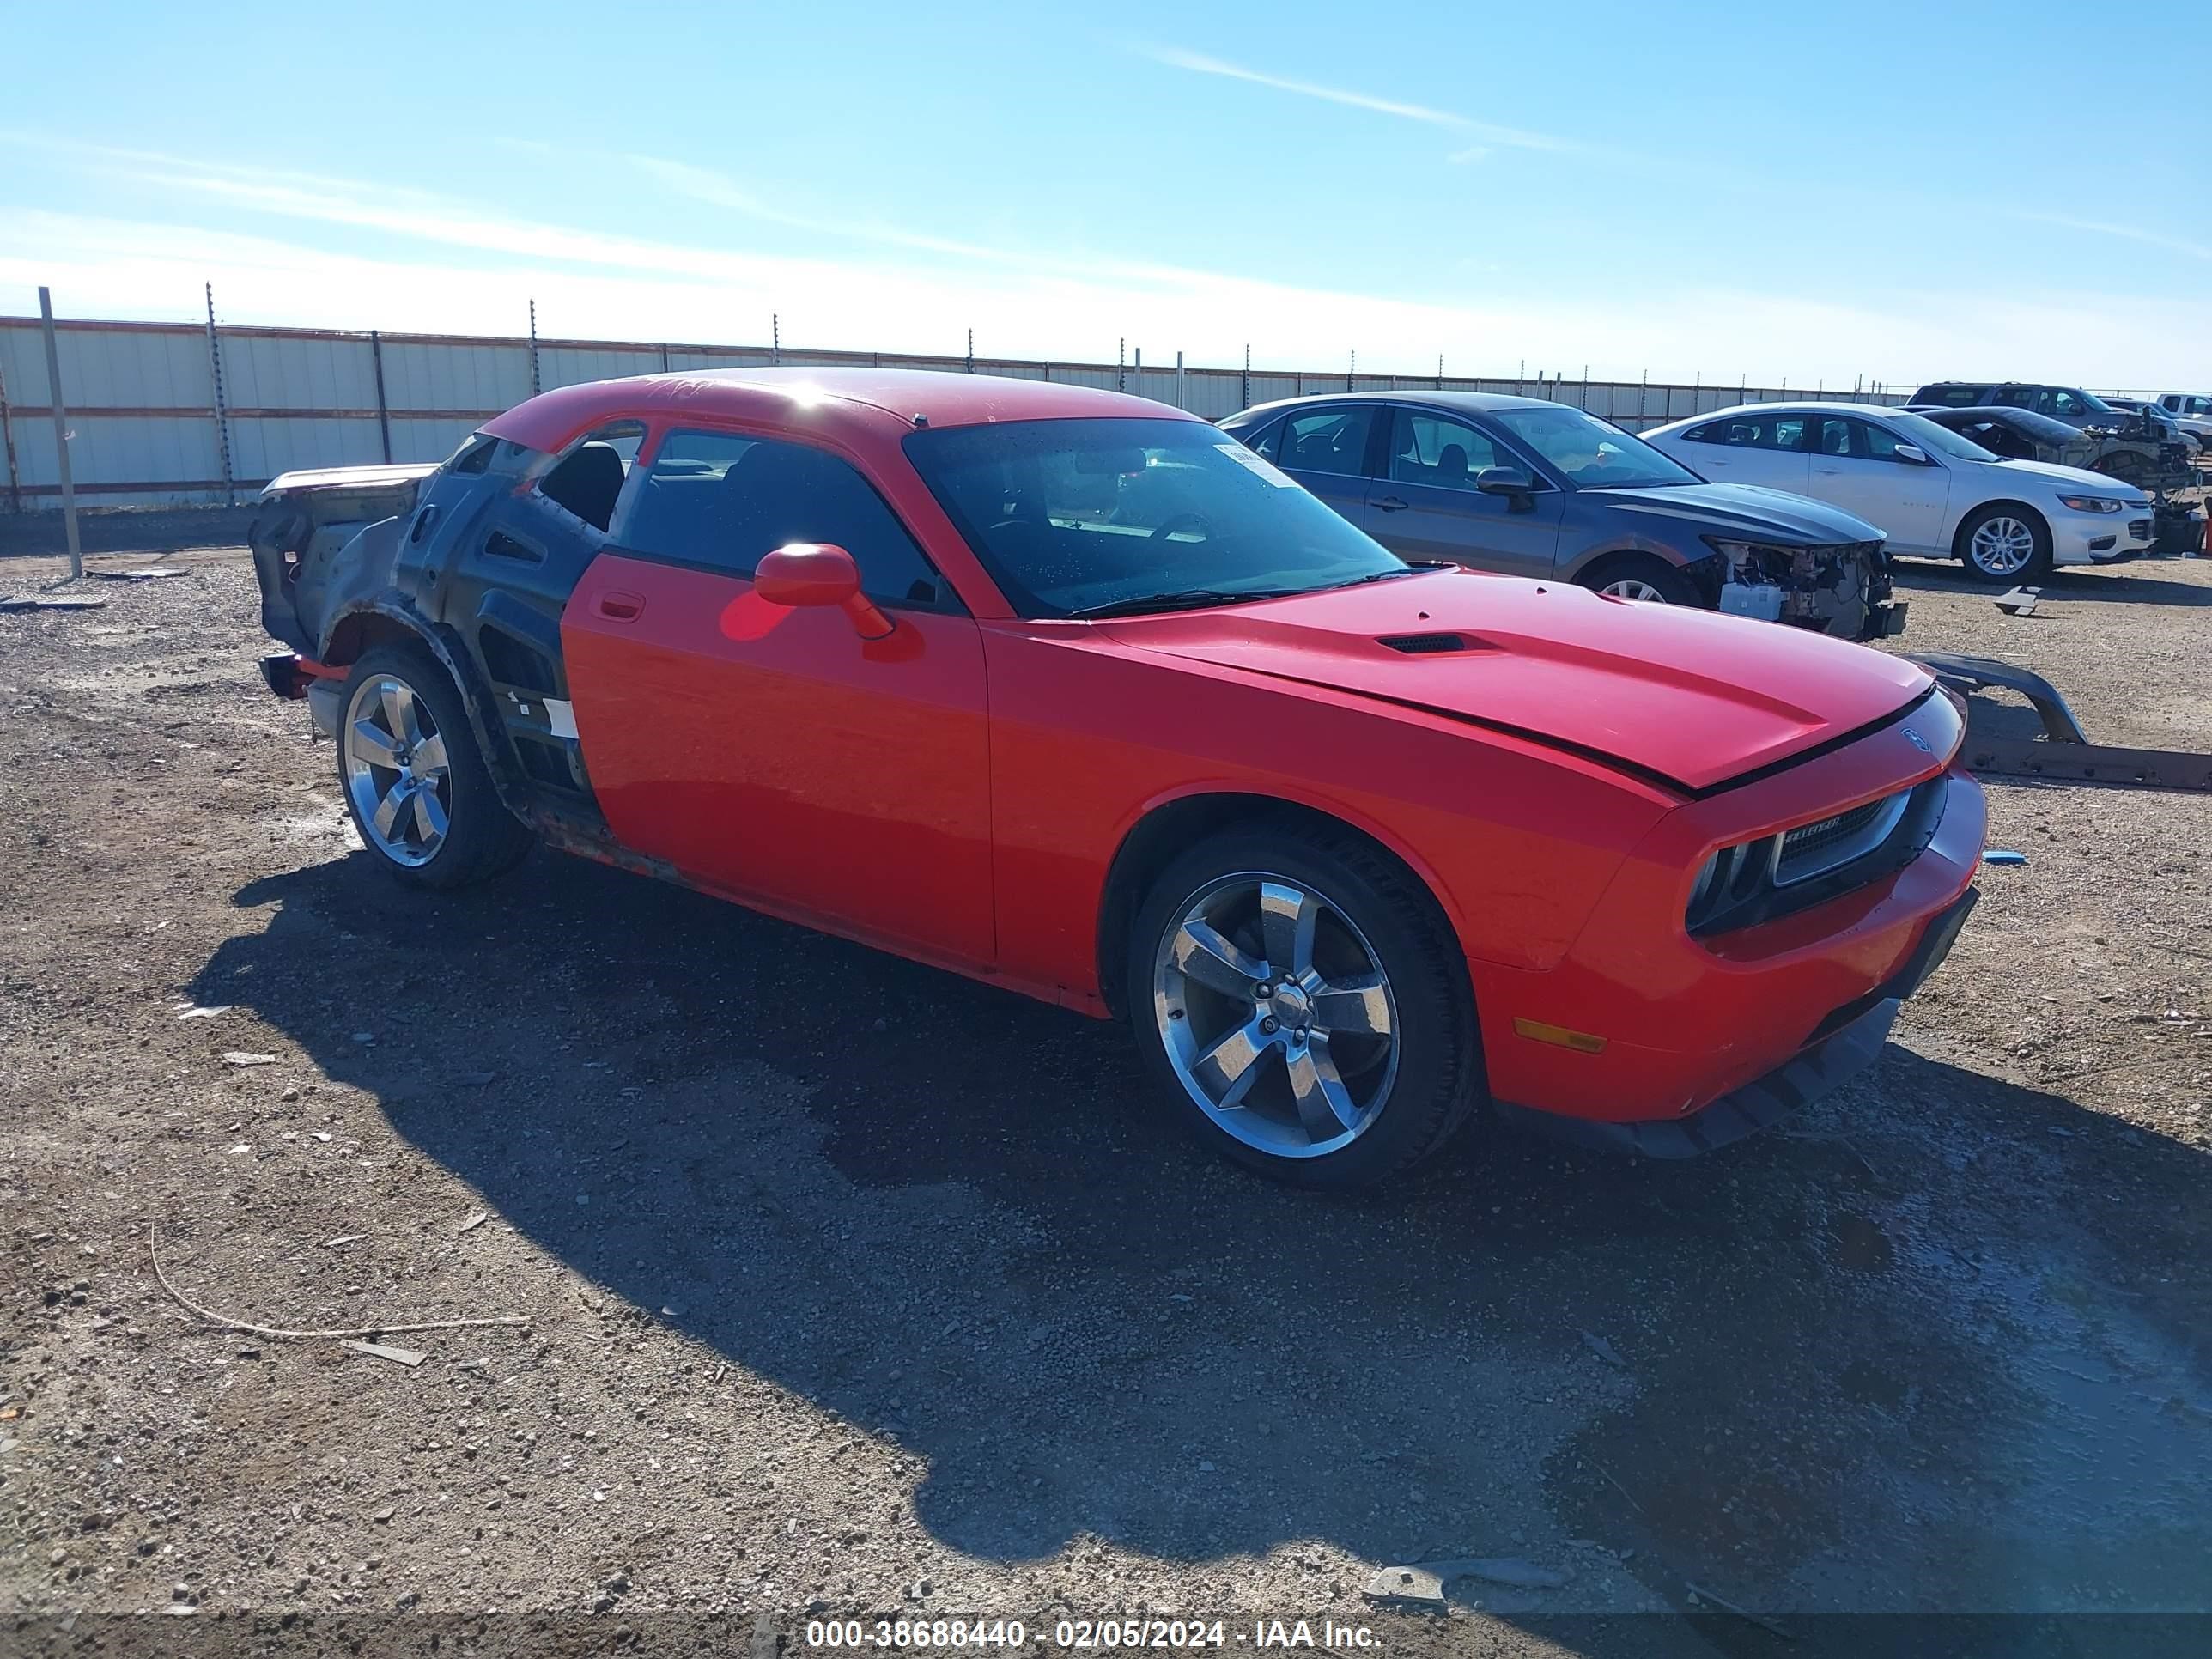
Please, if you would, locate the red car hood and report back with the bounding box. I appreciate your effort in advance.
[1106,568,1932,793]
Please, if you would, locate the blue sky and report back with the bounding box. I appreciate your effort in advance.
[3,0,2206,388]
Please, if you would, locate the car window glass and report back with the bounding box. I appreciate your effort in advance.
[904,416,1405,617]
[1816,416,1911,461]
[614,428,948,607]
[2189,397,2211,416]
[2051,390,2092,421]
[1388,410,1500,490]
[1918,386,1984,407]
[1244,418,1285,463]
[536,422,645,532]
[1280,408,1374,477]
[1704,414,1804,450]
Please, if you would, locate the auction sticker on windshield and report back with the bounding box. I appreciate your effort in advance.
[1216,442,1300,486]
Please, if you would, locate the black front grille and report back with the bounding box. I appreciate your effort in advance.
[1780,800,1882,863]
[2129,518,2153,542]
[1690,776,1948,939]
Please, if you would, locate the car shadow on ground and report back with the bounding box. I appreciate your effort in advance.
[1893,561,2212,608]
[187,850,2212,1643]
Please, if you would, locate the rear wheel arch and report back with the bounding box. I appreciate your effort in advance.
[320,604,536,825]
[1094,791,1468,1021]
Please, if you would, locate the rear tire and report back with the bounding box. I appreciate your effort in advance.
[1954,503,2052,584]
[1125,820,1482,1188]
[337,642,532,890]
[1578,553,1701,607]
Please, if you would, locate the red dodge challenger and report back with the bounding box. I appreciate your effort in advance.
[249,368,1984,1187]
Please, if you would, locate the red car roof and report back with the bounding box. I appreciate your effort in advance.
[483,367,1190,453]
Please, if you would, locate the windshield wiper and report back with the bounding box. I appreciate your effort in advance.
[1066,587,1297,619]
[1327,563,1443,587]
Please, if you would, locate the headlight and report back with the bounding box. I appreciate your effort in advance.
[2057,495,2124,514]
[1702,537,1759,562]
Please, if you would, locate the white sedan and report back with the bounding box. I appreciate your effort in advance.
[1643,402,2154,583]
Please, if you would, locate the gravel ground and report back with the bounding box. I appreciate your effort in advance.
[3,547,2209,1659]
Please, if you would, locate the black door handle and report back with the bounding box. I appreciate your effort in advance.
[1372,495,1409,512]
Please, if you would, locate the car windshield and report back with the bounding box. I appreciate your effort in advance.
[1887,410,1999,463]
[1964,408,2079,443]
[902,417,1410,617]
[1486,405,1701,489]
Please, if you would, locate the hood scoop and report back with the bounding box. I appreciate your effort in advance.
[1379,631,1481,655]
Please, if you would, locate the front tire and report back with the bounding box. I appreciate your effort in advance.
[337,642,532,890]
[1578,553,1701,607]
[1955,503,2052,584]
[1125,822,1481,1188]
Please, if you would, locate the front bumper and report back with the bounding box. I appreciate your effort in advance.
[1493,886,1976,1157]
[1465,689,1985,1134]
[2054,502,2155,565]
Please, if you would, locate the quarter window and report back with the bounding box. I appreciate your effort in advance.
[613,428,949,607]
[1388,410,1501,490]
[537,422,645,532]
[1280,408,1375,477]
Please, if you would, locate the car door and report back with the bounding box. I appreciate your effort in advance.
[1666,411,1811,491]
[560,423,996,967]
[1806,416,1950,553]
[1364,406,1563,576]
[1275,404,1381,529]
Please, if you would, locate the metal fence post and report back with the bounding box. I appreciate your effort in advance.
[1241,343,1249,411]
[37,288,81,578]
[1346,349,1355,392]
[528,298,543,394]
[1116,337,1125,394]
[0,356,19,514]
[204,283,234,507]
[965,328,974,374]
[1175,349,1185,409]
[369,329,392,465]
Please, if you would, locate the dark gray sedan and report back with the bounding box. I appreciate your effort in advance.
[1219,391,1904,641]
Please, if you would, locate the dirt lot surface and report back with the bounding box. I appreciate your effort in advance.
[3,547,2209,1658]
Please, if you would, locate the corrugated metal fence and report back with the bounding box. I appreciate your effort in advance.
[0,313,1910,510]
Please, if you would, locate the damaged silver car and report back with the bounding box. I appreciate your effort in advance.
[1219,392,1903,641]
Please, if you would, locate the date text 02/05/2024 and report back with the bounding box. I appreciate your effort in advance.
[801,1617,1382,1650]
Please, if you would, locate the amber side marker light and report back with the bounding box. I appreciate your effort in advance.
[1512,1018,1608,1054]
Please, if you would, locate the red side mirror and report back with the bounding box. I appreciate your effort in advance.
[752,543,893,639]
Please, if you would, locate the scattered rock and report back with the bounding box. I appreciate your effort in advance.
[221,1052,276,1067]
[1579,1330,1628,1369]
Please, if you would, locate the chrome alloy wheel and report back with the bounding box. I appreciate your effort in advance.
[1599,577,1668,602]
[1968,514,2035,576]
[1152,873,1401,1158]
[342,673,453,868]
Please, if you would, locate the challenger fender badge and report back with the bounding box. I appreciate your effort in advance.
[1905,728,1932,753]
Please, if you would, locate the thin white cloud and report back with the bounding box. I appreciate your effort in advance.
[1448,146,1492,166]
[11,204,2211,391]
[1146,47,1576,152]
[2009,209,2212,263]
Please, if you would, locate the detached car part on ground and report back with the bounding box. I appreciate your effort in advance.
[1643,403,2157,583]
[1218,392,1903,641]
[248,368,1984,1188]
